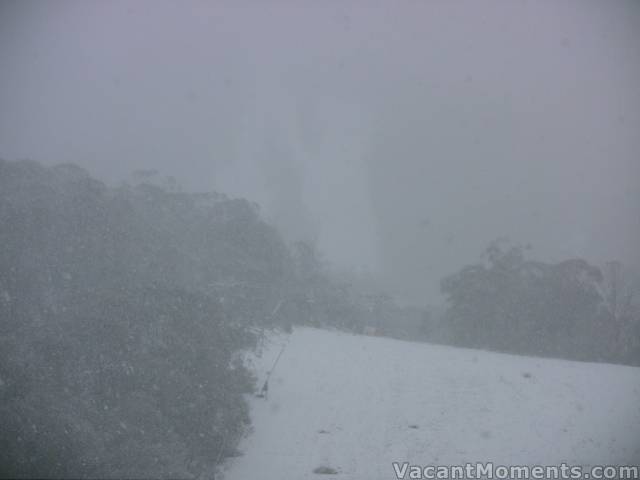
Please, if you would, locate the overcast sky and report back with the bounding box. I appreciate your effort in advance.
[1,0,639,305]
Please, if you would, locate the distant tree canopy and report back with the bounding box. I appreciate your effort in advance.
[440,240,640,365]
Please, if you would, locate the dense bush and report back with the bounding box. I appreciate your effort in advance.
[0,159,291,477]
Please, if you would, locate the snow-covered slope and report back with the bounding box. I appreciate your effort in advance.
[222,327,640,479]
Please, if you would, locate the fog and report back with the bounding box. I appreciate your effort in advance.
[2,1,639,304]
[2,2,640,477]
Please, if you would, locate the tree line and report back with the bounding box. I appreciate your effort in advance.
[0,159,368,477]
[1,159,637,477]
[436,240,640,365]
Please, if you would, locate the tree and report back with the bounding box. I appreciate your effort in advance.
[440,240,624,363]
[0,159,296,477]
[598,261,640,362]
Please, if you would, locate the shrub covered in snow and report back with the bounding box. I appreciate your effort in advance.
[0,159,292,477]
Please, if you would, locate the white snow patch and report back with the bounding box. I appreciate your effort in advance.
[222,327,640,479]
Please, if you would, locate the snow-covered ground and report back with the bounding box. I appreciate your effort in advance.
[222,327,640,479]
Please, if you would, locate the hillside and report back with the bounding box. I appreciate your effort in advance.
[223,327,640,479]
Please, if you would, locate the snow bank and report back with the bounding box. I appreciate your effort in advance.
[223,327,640,479]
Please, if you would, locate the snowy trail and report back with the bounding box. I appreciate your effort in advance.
[222,327,640,479]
